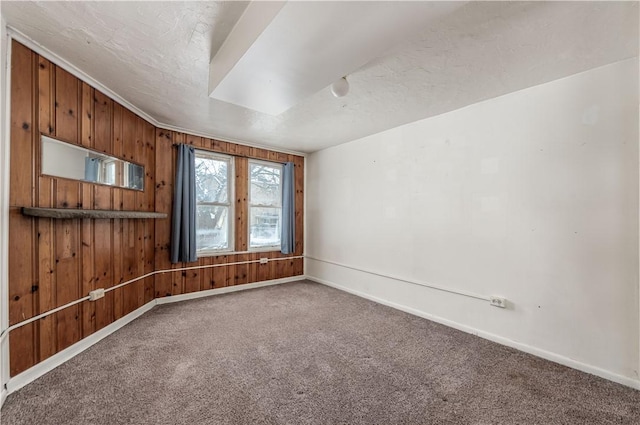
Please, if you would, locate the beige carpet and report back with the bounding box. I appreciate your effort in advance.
[2,280,639,424]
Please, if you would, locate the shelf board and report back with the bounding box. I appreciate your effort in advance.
[22,207,167,220]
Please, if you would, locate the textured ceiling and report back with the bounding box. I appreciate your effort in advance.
[1,1,638,153]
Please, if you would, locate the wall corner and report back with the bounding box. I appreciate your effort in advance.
[0,15,12,407]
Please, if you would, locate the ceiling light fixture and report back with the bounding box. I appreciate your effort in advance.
[330,76,349,98]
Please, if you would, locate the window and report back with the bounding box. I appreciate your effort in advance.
[249,160,283,249]
[103,159,116,186]
[195,151,233,253]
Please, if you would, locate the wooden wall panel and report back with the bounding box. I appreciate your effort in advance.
[212,257,228,289]
[37,179,56,361]
[184,268,200,294]
[38,57,55,136]
[36,58,56,359]
[54,182,81,351]
[143,122,156,303]
[93,184,113,332]
[121,109,140,316]
[92,90,114,332]
[93,90,111,154]
[7,41,159,375]
[247,253,259,284]
[80,82,96,338]
[257,255,271,283]
[8,209,36,375]
[54,67,79,144]
[235,254,249,286]
[81,184,96,338]
[8,42,37,375]
[111,104,124,321]
[8,40,304,377]
[80,83,93,148]
[154,130,173,298]
[235,157,248,252]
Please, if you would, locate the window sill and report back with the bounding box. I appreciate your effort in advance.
[197,248,282,258]
[248,246,282,253]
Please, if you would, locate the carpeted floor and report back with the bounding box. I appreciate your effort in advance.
[1,280,639,424]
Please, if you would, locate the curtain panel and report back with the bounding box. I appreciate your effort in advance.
[170,144,197,263]
[281,162,295,254]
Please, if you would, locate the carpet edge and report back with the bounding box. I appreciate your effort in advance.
[307,274,640,391]
[5,299,157,397]
[155,276,304,306]
[3,275,308,402]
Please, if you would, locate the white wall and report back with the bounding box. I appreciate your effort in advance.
[306,58,640,387]
[1,15,10,406]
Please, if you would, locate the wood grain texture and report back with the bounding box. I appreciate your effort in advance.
[37,56,55,136]
[152,129,304,298]
[93,184,113,332]
[93,90,111,154]
[37,178,56,361]
[154,130,173,298]
[212,256,228,289]
[121,109,141,316]
[8,40,304,377]
[235,157,248,252]
[81,185,96,338]
[81,83,93,148]
[8,42,37,375]
[54,66,79,144]
[53,182,81,352]
[8,41,159,375]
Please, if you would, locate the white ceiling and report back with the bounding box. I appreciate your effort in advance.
[208,1,464,115]
[1,1,638,153]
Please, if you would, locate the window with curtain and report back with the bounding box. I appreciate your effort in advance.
[195,150,234,254]
[249,160,283,249]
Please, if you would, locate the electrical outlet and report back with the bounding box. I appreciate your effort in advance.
[489,296,506,308]
[260,258,268,264]
[89,288,105,301]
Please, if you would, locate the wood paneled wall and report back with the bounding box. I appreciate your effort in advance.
[153,131,304,298]
[7,40,304,377]
[8,41,157,376]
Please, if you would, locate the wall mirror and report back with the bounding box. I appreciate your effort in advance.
[41,135,144,191]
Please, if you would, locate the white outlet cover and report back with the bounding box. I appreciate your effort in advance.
[490,296,507,308]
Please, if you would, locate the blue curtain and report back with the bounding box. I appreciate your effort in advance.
[281,162,295,254]
[84,157,99,182]
[170,144,197,263]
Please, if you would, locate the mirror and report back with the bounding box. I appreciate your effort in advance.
[41,135,144,191]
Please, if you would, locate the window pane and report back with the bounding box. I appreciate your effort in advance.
[103,161,116,185]
[196,205,229,251]
[250,207,281,247]
[195,156,229,203]
[250,163,281,206]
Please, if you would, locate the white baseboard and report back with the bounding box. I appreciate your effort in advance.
[5,300,156,396]
[155,276,303,305]
[307,274,640,391]
[2,276,305,402]
[0,387,7,408]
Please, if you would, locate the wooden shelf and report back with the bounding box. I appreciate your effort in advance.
[22,207,167,220]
